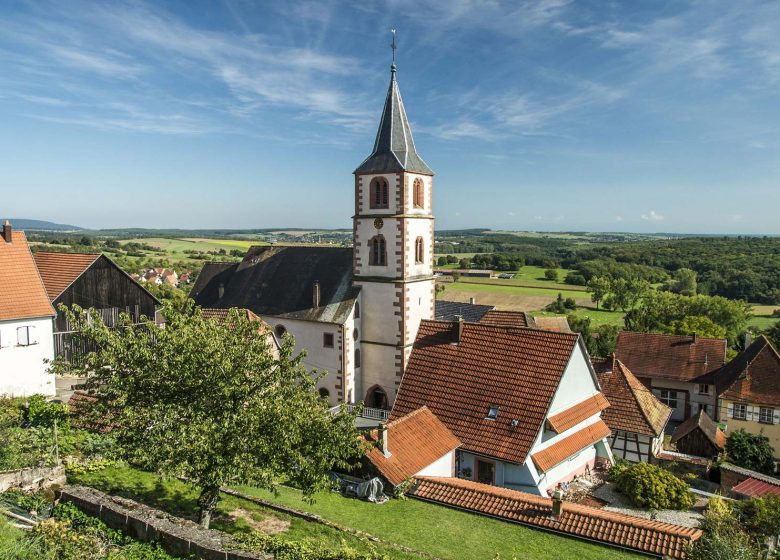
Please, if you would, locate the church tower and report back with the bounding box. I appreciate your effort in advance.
[352,57,435,410]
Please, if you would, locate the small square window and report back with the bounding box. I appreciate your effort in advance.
[759,407,774,425]
[323,333,334,348]
[698,384,710,395]
[733,403,747,420]
[486,406,499,420]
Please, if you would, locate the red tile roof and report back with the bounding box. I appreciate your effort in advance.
[547,393,610,434]
[718,336,780,406]
[0,231,56,320]
[392,320,580,464]
[614,331,726,383]
[409,477,701,559]
[533,316,572,333]
[479,310,535,328]
[598,360,672,437]
[732,476,780,498]
[670,409,726,450]
[33,252,101,300]
[365,407,460,486]
[531,420,611,473]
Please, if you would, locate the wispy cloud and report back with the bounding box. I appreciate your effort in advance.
[641,210,664,221]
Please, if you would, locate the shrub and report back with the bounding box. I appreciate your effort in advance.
[726,429,776,475]
[615,463,695,510]
[544,268,559,281]
[608,459,629,481]
[563,297,577,310]
[564,272,587,286]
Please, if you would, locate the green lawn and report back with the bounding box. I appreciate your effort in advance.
[70,465,639,560]
[533,308,625,328]
[446,281,588,300]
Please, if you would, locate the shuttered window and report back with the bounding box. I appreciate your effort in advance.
[733,403,747,420]
[759,407,775,425]
[16,326,37,346]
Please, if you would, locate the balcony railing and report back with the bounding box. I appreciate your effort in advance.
[330,403,390,421]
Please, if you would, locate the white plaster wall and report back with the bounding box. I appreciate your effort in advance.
[355,217,400,279]
[354,282,397,344]
[547,343,600,416]
[402,281,434,346]
[403,173,431,216]
[649,379,716,421]
[537,444,597,493]
[358,173,400,215]
[359,342,397,404]
[416,450,455,478]
[611,430,654,463]
[0,317,55,397]
[404,218,434,278]
[262,316,343,406]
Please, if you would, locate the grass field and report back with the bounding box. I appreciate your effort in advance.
[533,308,625,328]
[70,465,638,560]
[119,237,262,253]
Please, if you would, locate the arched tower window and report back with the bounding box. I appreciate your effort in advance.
[370,177,389,209]
[413,178,424,208]
[354,348,361,368]
[366,385,388,410]
[415,237,424,264]
[369,235,387,266]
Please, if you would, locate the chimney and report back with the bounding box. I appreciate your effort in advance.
[454,315,464,344]
[217,283,225,299]
[2,220,11,243]
[379,423,390,458]
[551,489,564,518]
[744,331,753,348]
[312,281,321,308]
[469,297,476,305]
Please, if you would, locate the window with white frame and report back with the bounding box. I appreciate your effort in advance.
[733,403,747,420]
[17,326,37,346]
[759,407,775,425]
[658,389,678,409]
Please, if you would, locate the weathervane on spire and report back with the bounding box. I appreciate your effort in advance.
[390,28,397,72]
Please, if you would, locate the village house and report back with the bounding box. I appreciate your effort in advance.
[33,252,160,363]
[716,335,780,468]
[670,408,726,458]
[0,220,56,397]
[391,319,614,495]
[596,359,672,463]
[614,331,727,421]
[190,59,436,412]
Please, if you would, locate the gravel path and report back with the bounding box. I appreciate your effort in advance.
[591,482,705,528]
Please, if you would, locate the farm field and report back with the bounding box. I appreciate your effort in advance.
[439,280,590,311]
[119,237,263,253]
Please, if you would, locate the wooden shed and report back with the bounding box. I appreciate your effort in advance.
[670,409,726,458]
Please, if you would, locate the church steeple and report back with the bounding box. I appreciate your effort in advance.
[354,60,433,175]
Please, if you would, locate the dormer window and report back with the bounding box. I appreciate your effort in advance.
[486,405,500,420]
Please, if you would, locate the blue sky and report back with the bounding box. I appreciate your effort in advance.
[2,0,779,233]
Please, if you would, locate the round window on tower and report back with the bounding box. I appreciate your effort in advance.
[373,217,384,229]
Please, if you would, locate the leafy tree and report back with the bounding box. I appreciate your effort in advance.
[735,495,780,547]
[688,497,758,560]
[586,276,611,310]
[667,316,727,339]
[765,321,780,350]
[52,304,363,528]
[544,268,559,282]
[567,316,619,358]
[564,272,586,286]
[545,293,567,313]
[458,258,470,269]
[437,256,447,266]
[672,268,698,296]
[726,429,776,475]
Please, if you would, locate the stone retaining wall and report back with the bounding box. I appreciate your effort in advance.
[58,485,271,560]
[0,465,66,493]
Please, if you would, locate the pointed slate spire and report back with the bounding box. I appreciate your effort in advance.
[354,63,433,175]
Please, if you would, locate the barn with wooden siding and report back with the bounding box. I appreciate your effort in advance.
[670,409,726,458]
[33,252,160,361]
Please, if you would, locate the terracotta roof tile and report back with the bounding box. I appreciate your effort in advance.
[614,331,726,383]
[720,462,780,486]
[598,359,672,437]
[547,393,610,434]
[479,310,536,328]
[732,477,780,498]
[717,336,780,406]
[670,409,726,450]
[392,320,579,464]
[0,231,56,320]
[33,252,101,300]
[533,316,572,333]
[531,420,612,472]
[365,407,460,486]
[409,477,701,559]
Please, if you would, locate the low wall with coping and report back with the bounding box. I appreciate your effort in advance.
[0,465,66,493]
[58,485,271,560]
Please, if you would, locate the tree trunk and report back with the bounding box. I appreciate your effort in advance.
[197,485,220,528]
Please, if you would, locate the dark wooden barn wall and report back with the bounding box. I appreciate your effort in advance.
[675,428,718,458]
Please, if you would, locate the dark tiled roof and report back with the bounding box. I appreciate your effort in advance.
[33,252,100,300]
[434,300,494,323]
[409,477,701,559]
[717,336,780,406]
[392,320,579,464]
[354,68,433,175]
[670,409,726,450]
[598,359,672,437]
[590,356,613,374]
[479,310,536,329]
[547,394,610,434]
[189,246,358,324]
[532,420,611,473]
[0,230,56,320]
[365,407,460,487]
[614,331,726,383]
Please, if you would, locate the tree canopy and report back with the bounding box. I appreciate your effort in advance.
[53,304,364,528]
[725,429,776,475]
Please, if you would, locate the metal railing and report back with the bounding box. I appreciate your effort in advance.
[330,403,390,421]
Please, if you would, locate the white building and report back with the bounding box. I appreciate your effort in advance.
[391,319,614,495]
[189,59,435,412]
[0,221,56,397]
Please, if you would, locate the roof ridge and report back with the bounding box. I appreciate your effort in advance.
[619,330,724,343]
